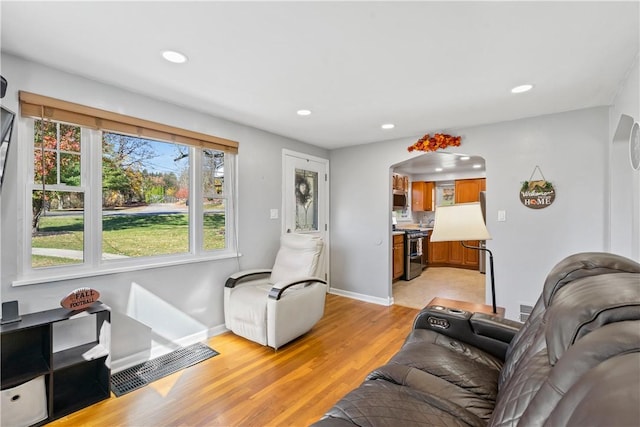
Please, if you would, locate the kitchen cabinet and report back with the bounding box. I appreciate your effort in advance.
[1,303,111,426]
[428,238,449,265]
[429,239,478,269]
[411,181,434,211]
[392,234,405,280]
[449,240,464,265]
[455,178,486,203]
[454,178,486,268]
[392,173,409,192]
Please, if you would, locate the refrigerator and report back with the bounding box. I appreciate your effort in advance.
[479,191,487,274]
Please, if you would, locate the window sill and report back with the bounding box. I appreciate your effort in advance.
[12,251,241,287]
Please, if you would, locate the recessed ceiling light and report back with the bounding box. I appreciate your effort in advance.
[435,168,443,172]
[162,50,188,64]
[460,156,470,160]
[473,164,482,168]
[381,123,395,130]
[511,84,533,94]
[297,109,312,116]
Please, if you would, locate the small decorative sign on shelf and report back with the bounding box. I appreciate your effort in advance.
[520,166,556,209]
[60,287,100,311]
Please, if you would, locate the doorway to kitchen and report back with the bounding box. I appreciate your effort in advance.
[390,152,487,309]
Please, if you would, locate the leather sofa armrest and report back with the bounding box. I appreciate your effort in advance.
[225,269,272,288]
[412,305,513,360]
[470,313,522,343]
[268,277,327,300]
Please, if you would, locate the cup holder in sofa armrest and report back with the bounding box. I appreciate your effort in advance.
[470,313,522,344]
[413,305,511,360]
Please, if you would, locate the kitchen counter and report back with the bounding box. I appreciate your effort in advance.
[392,231,406,236]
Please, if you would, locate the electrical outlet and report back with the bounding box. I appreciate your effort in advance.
[497,210,506,222]
[270,209,279,219]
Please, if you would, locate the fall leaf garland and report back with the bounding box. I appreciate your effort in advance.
[407,133,461,152]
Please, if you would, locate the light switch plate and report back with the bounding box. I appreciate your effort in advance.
[270,209,279,219]
[498,210,506,222]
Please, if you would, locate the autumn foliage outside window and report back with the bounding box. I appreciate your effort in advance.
[33,120,82,233]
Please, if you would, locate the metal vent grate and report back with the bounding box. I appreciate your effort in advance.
[519,303,533,323]
[111,342,219,397]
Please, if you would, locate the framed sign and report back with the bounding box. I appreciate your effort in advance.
[520,166,555,209]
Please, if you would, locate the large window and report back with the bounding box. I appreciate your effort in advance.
[19,92,238,284]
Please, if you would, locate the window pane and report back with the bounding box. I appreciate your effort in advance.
[60,153,81,186]
[202,150,226,251]
[295,168,318,232]
[204,199,225,250]
[102,133,189,259]
[33,120,81,187]
[31,190,84,268]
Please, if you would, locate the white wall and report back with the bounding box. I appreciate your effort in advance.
[0,54,328,366]
[330,107,612,318]
[610,54,640,260]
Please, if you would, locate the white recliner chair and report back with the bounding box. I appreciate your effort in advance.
[224,233,326,349]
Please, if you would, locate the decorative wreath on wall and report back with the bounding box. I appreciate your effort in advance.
[407,133,461,152]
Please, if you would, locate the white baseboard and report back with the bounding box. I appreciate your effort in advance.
[208,324,229,337]
[111,350,150,373]
[328,288,392,306]
[111,328,227,374]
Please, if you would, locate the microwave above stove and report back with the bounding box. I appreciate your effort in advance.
[393,191,407,210]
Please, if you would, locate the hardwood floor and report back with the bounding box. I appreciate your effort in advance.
[49,294,419,426]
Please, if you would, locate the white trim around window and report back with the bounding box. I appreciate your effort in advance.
[13,118,239,287]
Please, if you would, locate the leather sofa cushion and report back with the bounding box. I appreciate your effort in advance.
[545,272,640,364]
[322,377,486,427]
[368,364,495,421]
[542,353,640,427]
[519,320,640,426]
[541,252,640,309]
[392,329,503,402]
[501,252,640,388]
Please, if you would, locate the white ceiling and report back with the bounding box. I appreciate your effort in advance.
[1,1,638,151]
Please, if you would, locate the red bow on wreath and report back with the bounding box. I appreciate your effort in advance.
[408,133,461,152]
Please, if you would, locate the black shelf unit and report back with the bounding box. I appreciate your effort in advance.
[1,302,111,426]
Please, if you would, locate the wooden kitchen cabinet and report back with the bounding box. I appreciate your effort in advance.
[455,178,486,203]
[449,240,464,265]
[454,178,486,268]
[411,181,434,211]
[392,234,404,280]
[427,232,449,265]
[393,173,409,192]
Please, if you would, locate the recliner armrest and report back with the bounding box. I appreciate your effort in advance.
[412,305,517,360]
[268,277,327,300]
[225,269,272,288]
[470,313,522,343]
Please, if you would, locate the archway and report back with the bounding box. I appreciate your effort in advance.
[389,152,488,309]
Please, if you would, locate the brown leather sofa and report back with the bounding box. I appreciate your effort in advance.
[312,252,640,427]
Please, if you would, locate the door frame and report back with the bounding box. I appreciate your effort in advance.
[282,149,330,288]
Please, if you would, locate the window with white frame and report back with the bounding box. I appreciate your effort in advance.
[20,92,238,283]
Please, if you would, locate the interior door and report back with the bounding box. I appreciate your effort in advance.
[283,149,329,284]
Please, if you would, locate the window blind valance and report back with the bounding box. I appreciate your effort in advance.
[19,91,239,154]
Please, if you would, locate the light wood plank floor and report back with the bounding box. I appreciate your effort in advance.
[49,294,419,427]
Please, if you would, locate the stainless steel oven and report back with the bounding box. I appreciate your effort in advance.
[403,230,428,280]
